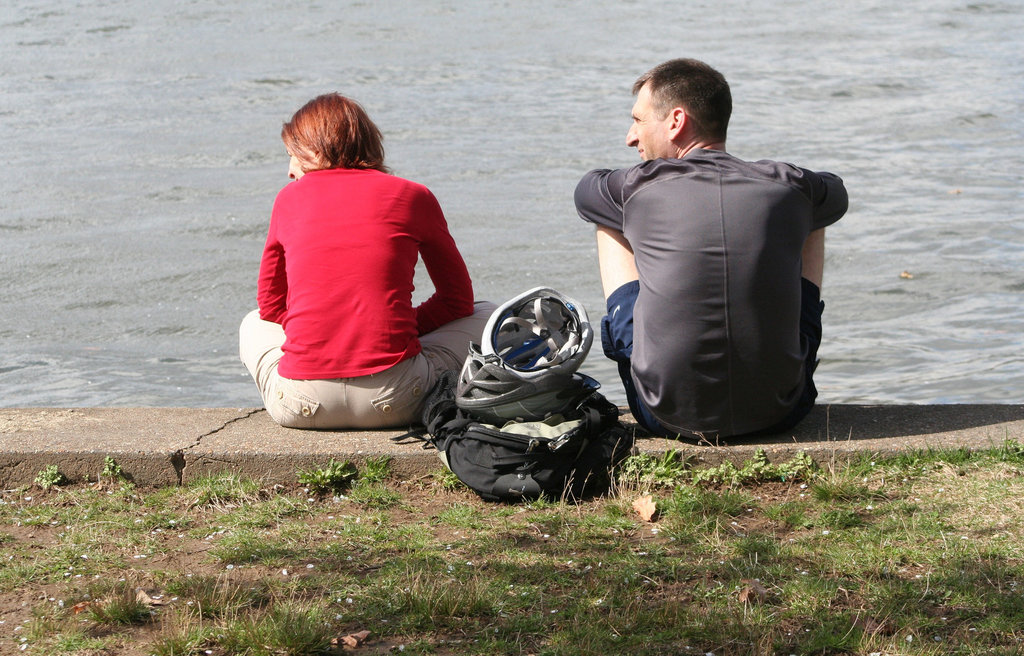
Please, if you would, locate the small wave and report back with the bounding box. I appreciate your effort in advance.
[960,3,1019,15]
[85,24,130,34]
[0,361,48,375]
[16,39,66,46]
[252,78,296,86]
[64,299,124,311]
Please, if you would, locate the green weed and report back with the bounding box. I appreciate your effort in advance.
[34,464,67,490]
[616,449,690,488]
[101,455,129,481]
[435,503,486,530]
[663,483,751,518]
[297,458,357,494]
[390,567,500,626]
[358,454,393,483]
[995,438,1024,463]
[52,631,113,652]
[692,449,818,487]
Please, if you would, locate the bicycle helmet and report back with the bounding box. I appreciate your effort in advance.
[480,287,593,379]
[455,287,597,424]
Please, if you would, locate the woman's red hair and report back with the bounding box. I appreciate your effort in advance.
[281,93,389,173]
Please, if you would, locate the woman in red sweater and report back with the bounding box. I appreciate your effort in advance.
[240,93,493,429]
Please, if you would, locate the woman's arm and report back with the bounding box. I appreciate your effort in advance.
[257,220,288,325]
[413,189,474,335]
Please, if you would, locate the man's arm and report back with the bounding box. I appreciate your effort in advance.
[576,168,640,299]
[596,225,639,300]
[801,228,826,288]
[574,168,630,230]
[811,171,848,230]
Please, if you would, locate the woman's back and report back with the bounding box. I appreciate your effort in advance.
[259,168,472,379]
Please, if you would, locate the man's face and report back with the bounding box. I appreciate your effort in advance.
[626,83,676,160]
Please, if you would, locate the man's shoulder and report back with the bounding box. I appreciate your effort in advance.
[646,152,833,190]
[689,150,803,178]
[623,151,785,186]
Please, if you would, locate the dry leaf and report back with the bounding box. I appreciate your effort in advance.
[333,630,372,649]
[632,494,657,522]
[135,588,167,606]
[70,601,93,615]
[737,578,768,604]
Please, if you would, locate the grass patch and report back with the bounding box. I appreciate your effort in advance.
[348,481,403,509]
[85,579,156,625]
[218,600,335,654]
[209,528,298,566]
[3,446,1024,654]
[164,574,272,618]
[186,473,266,508]
[433,466,466,491]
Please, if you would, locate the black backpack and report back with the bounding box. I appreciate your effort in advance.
[407,371,633,502]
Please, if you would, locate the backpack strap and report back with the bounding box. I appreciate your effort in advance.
[390,370,462,447]
[390,428,431,446]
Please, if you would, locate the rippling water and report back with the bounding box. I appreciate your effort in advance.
[1,0,1022,407]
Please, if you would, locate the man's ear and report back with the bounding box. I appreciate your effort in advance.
[667,107,687,140]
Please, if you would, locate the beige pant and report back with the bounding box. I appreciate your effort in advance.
[239,302,495,429]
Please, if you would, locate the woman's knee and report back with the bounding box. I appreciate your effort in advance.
[419,301,495,370]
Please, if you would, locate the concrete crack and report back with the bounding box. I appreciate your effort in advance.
[191,408,265,449]
[172,409,266,485]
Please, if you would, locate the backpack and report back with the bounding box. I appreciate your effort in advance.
[407,371,633,502]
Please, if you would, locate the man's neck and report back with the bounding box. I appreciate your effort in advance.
[675,139,726,158]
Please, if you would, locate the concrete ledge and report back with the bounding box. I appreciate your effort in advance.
[2,404,1023,488]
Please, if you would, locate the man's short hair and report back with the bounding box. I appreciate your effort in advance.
[633,59,732,141]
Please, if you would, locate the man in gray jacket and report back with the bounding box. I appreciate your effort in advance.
[575,58,848,441]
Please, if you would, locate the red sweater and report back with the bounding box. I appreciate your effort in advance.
[257,168,475,379]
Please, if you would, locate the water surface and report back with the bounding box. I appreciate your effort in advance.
[1,0,1021,407]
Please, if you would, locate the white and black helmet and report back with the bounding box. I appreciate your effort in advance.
[481,287,593,378]
[456,287,596,424]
